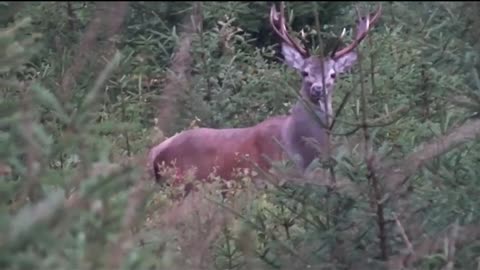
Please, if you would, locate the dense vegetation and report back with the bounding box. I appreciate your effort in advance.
[1,2,480,269]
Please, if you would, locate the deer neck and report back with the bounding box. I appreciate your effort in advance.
[290,99,330,142]
[281,99,330,171]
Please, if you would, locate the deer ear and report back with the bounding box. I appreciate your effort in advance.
[281,43,306,71]
[333,51,358,74]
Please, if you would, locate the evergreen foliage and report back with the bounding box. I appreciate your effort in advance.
[1,2,480,269]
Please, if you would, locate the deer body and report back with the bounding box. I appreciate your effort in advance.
[149,99,331,182]
[149,115,287,181]
[148,3,382,191]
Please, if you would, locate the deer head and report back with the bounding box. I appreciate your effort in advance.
[270,2,382,121]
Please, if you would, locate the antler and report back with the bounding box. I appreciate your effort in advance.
[270,2,309,58]
[332,3,382,60]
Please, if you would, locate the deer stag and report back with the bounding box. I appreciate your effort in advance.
[148,2,382,193]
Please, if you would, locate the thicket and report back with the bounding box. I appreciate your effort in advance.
[1,2,480,270]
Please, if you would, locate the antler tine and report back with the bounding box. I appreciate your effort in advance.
[270,2,309,57]
[330,27,347,58]
[332,3,382,60]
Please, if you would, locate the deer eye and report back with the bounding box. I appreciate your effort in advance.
[330,73,336,79]
[301,71,308,77]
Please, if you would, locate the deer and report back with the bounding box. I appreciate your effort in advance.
[148,2,382,196]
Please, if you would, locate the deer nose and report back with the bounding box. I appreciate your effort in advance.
[311,85,326,99]
[312,85,321,91]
